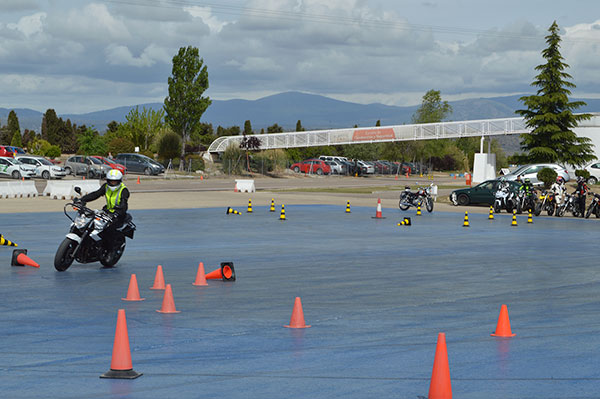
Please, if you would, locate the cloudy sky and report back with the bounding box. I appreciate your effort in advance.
[1,0,599,114]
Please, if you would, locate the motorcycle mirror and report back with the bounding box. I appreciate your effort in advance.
[74,186,81,194]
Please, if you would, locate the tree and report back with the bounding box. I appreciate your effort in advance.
[77,127,107,155]
[267,123,283,133]
[11,130,22,147]
[41,109,61,145]
[239,133,262,171]
[7,110,20,137]
[121,106,165,150]
[375,120,381,127]
[295,120,304,132]
[516,21,594,166]
[164,46,211,170]
[243,120,253,135]
[158,131,182,161]
[411,90,452,124]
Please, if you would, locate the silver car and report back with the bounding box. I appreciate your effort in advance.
[64,155,110,178]
[583,160,600,185]
[503,163,570,186]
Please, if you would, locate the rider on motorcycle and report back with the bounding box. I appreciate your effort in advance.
[574,176,589,217]
[78,169,130,247]
[551,176,566,205]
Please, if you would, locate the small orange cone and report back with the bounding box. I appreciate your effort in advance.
[372,198,385,219]
[491,304,516,337]
[100,309,142,379]
[156,284,180,313]
[200,175,204,180]
[192,262,208,286]
[284,297,311,328]
[11,249,40,268]
[205,262,236,281]
[136,176,140,184]
[149,265,166,290]
[234,183,238,192]
[122,274,145,301]
[428,332,452,399]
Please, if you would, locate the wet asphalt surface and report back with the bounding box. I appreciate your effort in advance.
[1,205,599,398]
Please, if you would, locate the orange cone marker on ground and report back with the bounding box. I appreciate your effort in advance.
[100,309,142,379]
[284,297,311,328]
[372,198,385,219]
[11,249,40,268]
[428,332,452,399]
[205,262,236,281]
[192,262,208,286]
[150,265,166,290]
[122,274,145,301]
[156,284,180,313]
[136,176,140,184]
[491,304,516,337]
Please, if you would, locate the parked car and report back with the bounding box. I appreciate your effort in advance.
[8,146,26,155]
[503,163,570,186]
[114,153,165,175]
[64,155,110,178]
[0,156,36,179]
[91,156,127,174]
[15,155,67,179]
[325,160,344,174]
[0,145,16,157]
[357,160,374,174]
[450,179,522,206]
[290,159,331,175]
[583,160,600,185]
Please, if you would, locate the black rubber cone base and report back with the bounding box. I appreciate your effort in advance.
[11,249,27,267]
[100,368,142,379]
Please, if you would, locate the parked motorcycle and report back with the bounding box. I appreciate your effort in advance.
[399,184,434,212]
[534,190,557,216]
[493,185,517,213]
[585,192,600,219]
[555,193,580,217]
[54,187,136,271]
[515,189,537,214]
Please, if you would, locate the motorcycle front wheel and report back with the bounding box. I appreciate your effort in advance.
[398,193,410,211]
[54,238,77,271]
[585,204,595,219]
[426,197,434,212]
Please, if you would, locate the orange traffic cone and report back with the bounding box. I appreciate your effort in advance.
[205,262,236,281]
[491,304,516,337]
[284,297,311,328]
[234,183,238,193]
[122,274,145,301]
[192,262,208,286]
[428,332,452,399]
[11,249,40,268]
[136,176,140,184]
[100,309,142,379]
[149,265,166,290]
[371,198,385,219]
[200,175,204,180]
[156,284,180,313]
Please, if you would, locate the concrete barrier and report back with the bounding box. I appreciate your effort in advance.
[0,182,17,199]
[235,179,255,193]
[43,180,101,200]
[0,181,39,198]
[18,181,38,197]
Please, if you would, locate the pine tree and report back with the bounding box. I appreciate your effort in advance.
[243,120,253,135]
[7,110,20,136]
[516,21,594,166]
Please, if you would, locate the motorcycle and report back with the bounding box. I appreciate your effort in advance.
[555,193,580,217]
[585,192,600,219]
[399,184,434,212]
[534,190,557,216]
[493,185,517,213]
[515,189,537,214]
[54,187,136,271]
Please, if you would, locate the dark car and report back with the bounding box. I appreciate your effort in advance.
[450,179,522,206]
[114,153,165,175]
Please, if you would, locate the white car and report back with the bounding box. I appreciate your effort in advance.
[325,160,344,174]
[503,163,570,186]
[15,155,67,179]
[0,156,36,179]
[583,160,600,185]
[357,160,375,174]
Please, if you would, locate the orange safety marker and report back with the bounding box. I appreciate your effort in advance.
[156,284,180,313]
[100,309,142,379]
[192,262,208,286]
[491,304,516,337]
[371,198,385,219]
[122,274,145,301]
[136,176,140,184]
[428,332,452,399]
[149,265,166,290]
[11,249,40,268]
[284,297,311,328]
[205,262,236,281]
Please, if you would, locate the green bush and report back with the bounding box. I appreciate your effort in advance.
[221,144,244,175]
[251,149,289,174]
[139,149,155,159]
[45,145,61,159]
[157,131,181,160]
[575,169,590,179]
[185,154,204,171]
[537,167,558,189]
[108,137,135,155]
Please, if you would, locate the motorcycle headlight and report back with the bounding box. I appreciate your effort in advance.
[94,218,108,229]
[74,215,90,229]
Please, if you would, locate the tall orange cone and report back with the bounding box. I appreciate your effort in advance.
[149,265,166,290]
[192,262,208,286]
[284,297,311,328]
[371,198,385,219]
[491,304,516,337]
[136,176,140,184]
[100,309,142,379]
[122,274,145,301]
[11,249,40,268]
[156,284,180,313]
[428,332,452,399]
[205,262,236,281]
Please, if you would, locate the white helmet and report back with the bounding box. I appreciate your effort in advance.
[106,169,123,191]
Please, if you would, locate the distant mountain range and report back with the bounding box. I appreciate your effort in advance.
[2,91,600,135]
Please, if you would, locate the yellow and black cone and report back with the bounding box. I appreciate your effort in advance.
[0,235,18,247]
[416,205,422,216]
[527,210,533,224]
[345,201,351,213]
[270,199,275,212]
[247,199,253,213]
[279,205,286,221]
[489,206,494,220]
[397,217,412,226]
[226,207,242,215]
[511,210,518,226]
[463,211,470,227]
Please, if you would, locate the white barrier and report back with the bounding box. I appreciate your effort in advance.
[18,181,38,197]
[0,182,17,198]
[42,180,101,200]
[0,181,39,198]
[235,179,255,193]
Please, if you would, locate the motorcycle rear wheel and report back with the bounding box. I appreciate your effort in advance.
[100,238,125,268]
[398,193,410,211]
[54,238,76,271]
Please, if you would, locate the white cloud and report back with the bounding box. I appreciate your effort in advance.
[184,6,227,33]
[6,12,45,37]
[105,44,170,67]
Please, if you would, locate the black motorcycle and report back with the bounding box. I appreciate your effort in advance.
[54,187,136,271]
[555,193,580,217]
[585,192,600,219]
[515,189,537,214]
[399,184,434,212]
